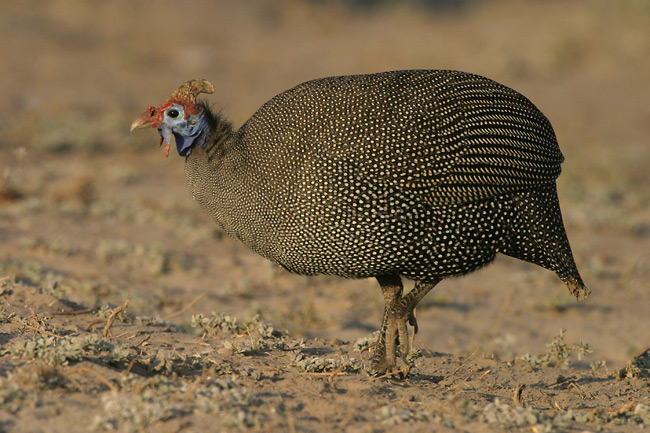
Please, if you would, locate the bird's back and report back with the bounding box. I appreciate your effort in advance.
[234,70,564,207]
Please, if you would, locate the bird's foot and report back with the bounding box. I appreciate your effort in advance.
[371,312,413,376]
[371,278,438,376]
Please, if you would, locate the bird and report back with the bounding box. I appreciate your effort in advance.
[131,70,589,374]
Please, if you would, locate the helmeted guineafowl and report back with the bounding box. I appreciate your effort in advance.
[131,70,589,374]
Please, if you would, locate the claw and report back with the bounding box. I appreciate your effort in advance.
[408,308,418,334]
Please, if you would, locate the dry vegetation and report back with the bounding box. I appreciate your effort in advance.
[1,1,649,432]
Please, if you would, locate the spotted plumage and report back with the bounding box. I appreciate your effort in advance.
[132,70,589,374]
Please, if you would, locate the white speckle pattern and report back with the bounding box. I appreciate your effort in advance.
[184,69,586,295]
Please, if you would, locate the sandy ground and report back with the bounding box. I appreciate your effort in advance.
[1,1,649,432]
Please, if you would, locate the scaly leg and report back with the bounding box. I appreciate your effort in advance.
[373,274,403,373]
[401,280,440,319]
[372,277,441,374]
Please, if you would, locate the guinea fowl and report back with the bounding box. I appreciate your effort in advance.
[131,71,589,374]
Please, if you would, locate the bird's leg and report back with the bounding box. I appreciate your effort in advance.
[372,278,441,374]
[399,280,440,320]
[373,275,404,374]
[395,280,438,364]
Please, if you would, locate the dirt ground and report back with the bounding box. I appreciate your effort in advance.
[1,1,649,432]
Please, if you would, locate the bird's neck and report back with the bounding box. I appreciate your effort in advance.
[184,125,258,247]
[172,113,212,157]
[193,109,235,162]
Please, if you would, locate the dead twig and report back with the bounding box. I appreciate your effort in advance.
[136,335,151,347]
[103,299,129,337]
[297,370,349,377]
[85,319,105,331]
[163,293,204,321]
[414,336,435,359]
[478,369,491,381]
[120,358,136,378]
[10,320,64,339]
[53,306,98,316]
[513,383,526,406]
[450,347,480,376]
[569,382,587,400]
[68,366,117,391]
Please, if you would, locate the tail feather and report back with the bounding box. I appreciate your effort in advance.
[565,275,590,301]
[498,186,589,299]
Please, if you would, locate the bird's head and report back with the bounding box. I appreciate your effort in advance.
[130,79,215,157]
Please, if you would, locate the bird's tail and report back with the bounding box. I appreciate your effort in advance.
[565,274,590,301]
[498,186,590,300]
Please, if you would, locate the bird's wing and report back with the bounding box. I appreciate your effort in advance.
[391,71,565,206]
[315,70,565,206]
[241,70,565,207]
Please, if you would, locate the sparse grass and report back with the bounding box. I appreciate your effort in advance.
[290,352,364,373]
[353,332,379,353]
[9,334,119,367]
[1,280,649,432]
[1,259,61,288]
[93,374,266,432]
[95,240,173,276]
[518,329,592,369]
[0,304,15,323]
[191,312,304,355]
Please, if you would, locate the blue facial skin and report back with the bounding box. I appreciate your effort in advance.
[158,104,209,157]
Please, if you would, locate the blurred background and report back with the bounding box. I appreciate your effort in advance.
[1,0,649,368]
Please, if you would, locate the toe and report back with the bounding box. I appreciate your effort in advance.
[407,309,418,334]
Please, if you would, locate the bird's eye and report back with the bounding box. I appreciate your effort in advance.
[167,109,180,118]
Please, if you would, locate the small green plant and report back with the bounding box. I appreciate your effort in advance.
[1,259,60,288]
[42,280,66,297]
[405,347,422,366]
[376,405,435,425]
[12,336,84,366]
[518,329,592,368]
[590,360,607,371]
[0,375,26,414]
[353,332,379,353]
[93,375,265,431]
[482,398,538,428]
[191,312,301,355]
[0,304,16,323]
[96,304,129,323]
[290,352,363,373]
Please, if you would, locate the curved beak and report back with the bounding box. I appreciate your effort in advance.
[130,110,155,131]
